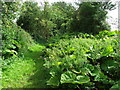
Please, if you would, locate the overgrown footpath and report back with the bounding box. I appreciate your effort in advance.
[1,1,120,89]
[1,31,120,90]
[2,31,120,89]
[2,44,50,88]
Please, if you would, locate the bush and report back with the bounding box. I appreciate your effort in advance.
[2,24,34,59]
[1,1,34,59]
[43,35,119,89]
[95,30,119,39]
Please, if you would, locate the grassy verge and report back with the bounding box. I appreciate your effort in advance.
[2,44,50,88]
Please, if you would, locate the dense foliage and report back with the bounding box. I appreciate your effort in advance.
[43,31,120,89]
[1,2,35,59]
[71,2,116,34]
[50,2,75,34]
[17,1,75,41]
[17,1,116,41]
[1,0,119,89]
[17,2,56,41]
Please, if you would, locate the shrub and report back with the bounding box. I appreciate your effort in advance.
[43,36,119,89]
[2,24,34,59]
[95,30,119,39]
[1,1,34,59]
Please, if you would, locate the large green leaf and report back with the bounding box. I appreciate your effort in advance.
[60,71,90,84]
[60,71,76,84]
[76,75,90,84]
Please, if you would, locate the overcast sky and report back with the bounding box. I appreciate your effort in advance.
[23,0,118,31]
[107,1,118,31]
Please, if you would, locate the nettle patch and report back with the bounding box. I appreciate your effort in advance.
[43,37,120,89]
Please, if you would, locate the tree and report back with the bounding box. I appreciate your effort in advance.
[17,1,41,36]
[17,1,55,41]
[71,1,116,34]
[50,2,75,34]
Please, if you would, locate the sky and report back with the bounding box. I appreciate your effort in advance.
[107,0,118,31]
[23,0,118,31]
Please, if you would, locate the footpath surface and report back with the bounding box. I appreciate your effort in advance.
[2,44,50,88]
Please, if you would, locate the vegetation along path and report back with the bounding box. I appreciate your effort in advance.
[2,44,50,88]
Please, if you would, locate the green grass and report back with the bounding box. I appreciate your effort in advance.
[2,58,35,88]
[2,44,50,88]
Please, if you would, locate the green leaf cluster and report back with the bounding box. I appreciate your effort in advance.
[1,2,34,59]
[44,33,119,89]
